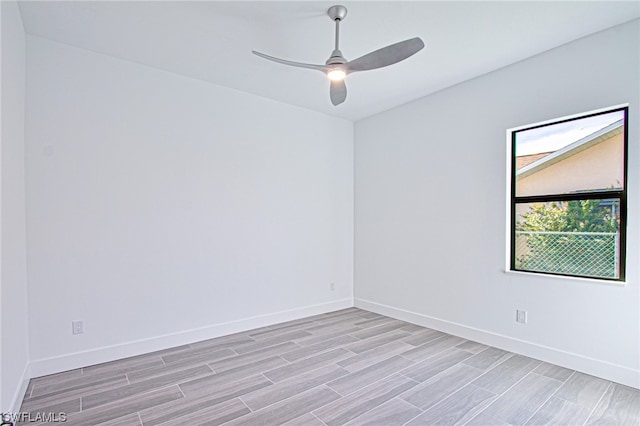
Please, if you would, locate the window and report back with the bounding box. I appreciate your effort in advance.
[510,106,628,281]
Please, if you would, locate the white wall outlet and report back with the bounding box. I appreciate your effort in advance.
[330,282,335,291]
[516,310,527,324]
[72,320,84,335]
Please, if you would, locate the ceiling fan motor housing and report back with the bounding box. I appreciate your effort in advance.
[326,50,347,65]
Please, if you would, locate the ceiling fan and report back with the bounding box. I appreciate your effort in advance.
[252,5,425,106]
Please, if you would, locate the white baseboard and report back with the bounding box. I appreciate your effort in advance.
[355,298,639,389]
[7,362,31,413]
[26,296,638,392]
[29,298,353,378]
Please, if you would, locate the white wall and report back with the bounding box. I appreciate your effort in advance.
[25,36,354,374]
[1,0,30,412]
[354,20,639,387]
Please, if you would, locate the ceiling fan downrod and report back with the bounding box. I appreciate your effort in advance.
[327,5,348,65]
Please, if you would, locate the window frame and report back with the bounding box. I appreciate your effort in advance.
[509,106,629,282]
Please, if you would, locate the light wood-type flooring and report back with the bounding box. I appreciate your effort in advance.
[18,308,640,425]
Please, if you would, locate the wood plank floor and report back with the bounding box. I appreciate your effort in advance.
[18,308,640,425]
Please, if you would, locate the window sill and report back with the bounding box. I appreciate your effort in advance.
[504,269,626,286]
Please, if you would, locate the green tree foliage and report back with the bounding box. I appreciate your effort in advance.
[517,199,619,233]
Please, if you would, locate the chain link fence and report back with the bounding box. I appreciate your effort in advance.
[515,231,619,279]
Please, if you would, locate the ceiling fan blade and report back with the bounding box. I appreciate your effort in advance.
[345,37,425,72]
[330,79,347,106]
[252,51,328,72]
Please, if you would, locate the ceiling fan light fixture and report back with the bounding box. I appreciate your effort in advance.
[327,68,346,81]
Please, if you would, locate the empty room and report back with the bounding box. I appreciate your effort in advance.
[1,1,639,425]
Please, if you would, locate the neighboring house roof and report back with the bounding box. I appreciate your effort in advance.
[516,152,553,170]
[516,119,623,180]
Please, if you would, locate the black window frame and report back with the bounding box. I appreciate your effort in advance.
[510,106,628,282]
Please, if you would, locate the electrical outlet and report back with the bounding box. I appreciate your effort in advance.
[516,310,527,324]
[72,320,84,335]
[330,282,335,291]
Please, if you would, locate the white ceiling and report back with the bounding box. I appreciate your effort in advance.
[17,1,640,121]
